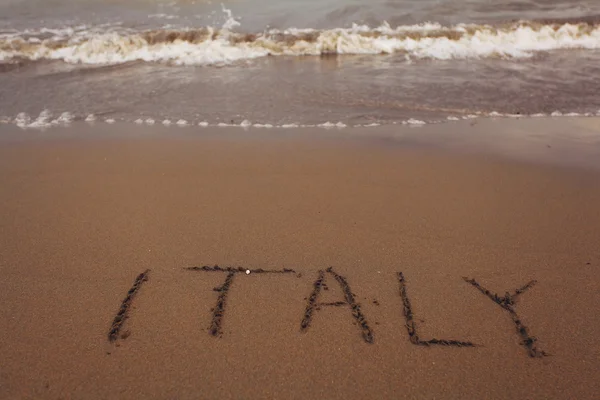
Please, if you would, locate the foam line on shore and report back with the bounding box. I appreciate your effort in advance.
[3,109,600,131]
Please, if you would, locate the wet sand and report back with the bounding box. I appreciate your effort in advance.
[0,120,599,399]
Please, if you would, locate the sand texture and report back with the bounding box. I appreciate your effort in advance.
[0,122,599,399]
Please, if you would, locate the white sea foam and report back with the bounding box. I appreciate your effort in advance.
[52,112,74,126]
[28,109,53,128]
[12,111,74,129]
[15,112,31,128]
[220,5,241,31]
[319,121,347,128]
[148,14,179,20]
[2,18,600,66]
[4,110,598,130]
[404,118,426,125]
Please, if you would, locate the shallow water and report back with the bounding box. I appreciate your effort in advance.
[1,0,600,126]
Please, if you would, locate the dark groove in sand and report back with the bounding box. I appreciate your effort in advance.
[209,271,236,337]
[463,277,548,357]
[108,269,150,342]
[301,270,325,331]
[398,272,475,347]
[185,265,296,274]
[186,265,297,337]
[301,268,374,344]
[327,267,374,344]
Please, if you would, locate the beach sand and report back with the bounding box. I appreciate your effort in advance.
[0,120,599,399]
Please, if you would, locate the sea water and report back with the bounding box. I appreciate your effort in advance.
[1,0,600,127]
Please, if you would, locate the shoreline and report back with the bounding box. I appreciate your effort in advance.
[2,117,600,171]
[1,121,599,399]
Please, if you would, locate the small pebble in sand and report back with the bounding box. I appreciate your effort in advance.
[246,270,250,275]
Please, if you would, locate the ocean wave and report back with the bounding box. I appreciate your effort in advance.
[1,19,600,66]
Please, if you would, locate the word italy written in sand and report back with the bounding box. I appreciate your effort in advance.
[107,266,549,359]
